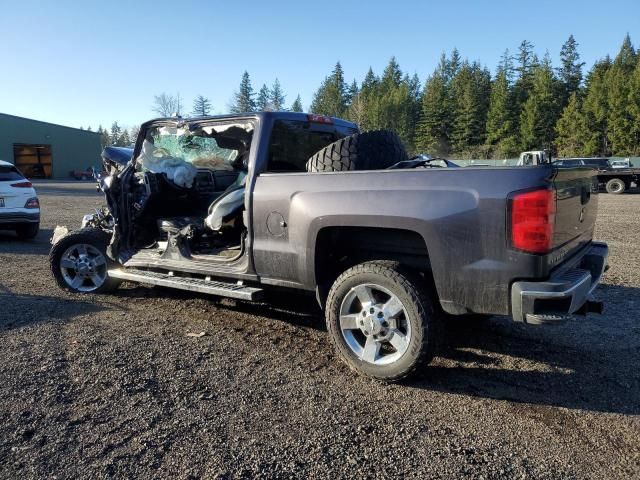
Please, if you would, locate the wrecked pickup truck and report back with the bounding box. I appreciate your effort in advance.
[50,112,609,381]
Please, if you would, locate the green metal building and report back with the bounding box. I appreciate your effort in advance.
[0,113,102,179]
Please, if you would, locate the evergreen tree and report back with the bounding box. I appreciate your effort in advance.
[361,67,379,93]
[406,73,422,147]
[449,62,491,154]
[116,129,131,147]
[290,94,303,112]
[356,59,420,149]
[520,57,560,150]
[513,40,538,114]
[98,125,111,148]
[581,57,612,155]
[110,122,122,146]
[555,92,591,157]
[350,68,379,130]
[628,56,640,155]
[346,79,359,107]
[380,57,402,91]
[557,35,585,104]
[614,33,637,69]
[516,40,537,79]
[270,78,286,110]
[447,48,462,81]
[310,62,348,117]
[415,72,451,154]
[230,71,255,113]
[438,49,462,84]
[256,84,271,111]
[368,80,414,149]
[486,67,519,157]
[499,49,515,85]
[606,35,637,155]
[192,95,212,116]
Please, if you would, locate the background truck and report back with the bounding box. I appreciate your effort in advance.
[553,157,640,194]
[517,150,551,166]
[50,112,608,381]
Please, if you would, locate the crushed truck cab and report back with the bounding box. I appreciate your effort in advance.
[50,112,609,381]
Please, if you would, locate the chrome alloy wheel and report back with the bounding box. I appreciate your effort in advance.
[59,243,108,292]
[339,283,412,365]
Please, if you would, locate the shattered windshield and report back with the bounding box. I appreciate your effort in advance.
[137,121,253,171]
[135,121,254,188]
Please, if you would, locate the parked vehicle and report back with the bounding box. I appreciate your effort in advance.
[517,150,551,166]
[0,160,40,239]
[50,112,608,381]
[70,167,95,180]
[610,158,631,169]
[553,157,640,194]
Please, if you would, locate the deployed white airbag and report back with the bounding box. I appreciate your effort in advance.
[137,140,198,188]
[204,188,245,231]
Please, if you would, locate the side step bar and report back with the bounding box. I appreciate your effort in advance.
[108,268,264,301]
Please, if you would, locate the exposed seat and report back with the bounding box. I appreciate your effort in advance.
[204,171,247,231]
[158,216,204,234]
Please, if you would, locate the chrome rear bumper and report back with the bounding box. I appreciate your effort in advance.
[511,242,608,325]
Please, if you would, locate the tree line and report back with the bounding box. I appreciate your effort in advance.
[91,34,640,158]
[230,34,639,158]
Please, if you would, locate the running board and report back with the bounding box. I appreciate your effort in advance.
[108,268,263,301]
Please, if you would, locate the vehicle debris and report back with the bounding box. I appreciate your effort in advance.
[186,331,207,338]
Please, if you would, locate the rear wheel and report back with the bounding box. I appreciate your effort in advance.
[325,261,440,381]
[15,222,39,240]
[50,228,120,293]
[605,178,626,194]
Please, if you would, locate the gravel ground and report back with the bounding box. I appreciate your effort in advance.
[0,181,638,479]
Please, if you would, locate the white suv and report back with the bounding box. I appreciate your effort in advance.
[0,160,40,239]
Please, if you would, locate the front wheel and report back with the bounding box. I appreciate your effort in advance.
[50,228,120,293]
[605,178,626,194]
[325,261,440,381]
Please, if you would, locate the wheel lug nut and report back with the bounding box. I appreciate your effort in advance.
[369,308,374,314]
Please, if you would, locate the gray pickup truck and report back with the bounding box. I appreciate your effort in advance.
[50,112,609,381]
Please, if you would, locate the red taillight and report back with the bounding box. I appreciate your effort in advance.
[307,114,334,125]
[510,189,556,254]
[24,197,39,209]
[11,181,32,188]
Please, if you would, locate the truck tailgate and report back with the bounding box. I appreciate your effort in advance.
[551,167,599,267]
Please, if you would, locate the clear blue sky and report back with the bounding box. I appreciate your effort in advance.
[0,0,637,131]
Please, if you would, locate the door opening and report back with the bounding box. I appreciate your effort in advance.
[13,144,52,178]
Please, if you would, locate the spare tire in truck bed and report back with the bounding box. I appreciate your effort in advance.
[306,130,408,172]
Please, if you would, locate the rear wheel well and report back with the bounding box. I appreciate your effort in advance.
[314,226,432,306]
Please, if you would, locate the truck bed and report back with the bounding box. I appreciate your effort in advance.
[251,165,599,316]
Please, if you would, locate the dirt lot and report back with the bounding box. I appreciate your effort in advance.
[0,181,638,479]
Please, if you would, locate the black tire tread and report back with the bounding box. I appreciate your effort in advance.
[307,130,408,173]
[325,260,439,382]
